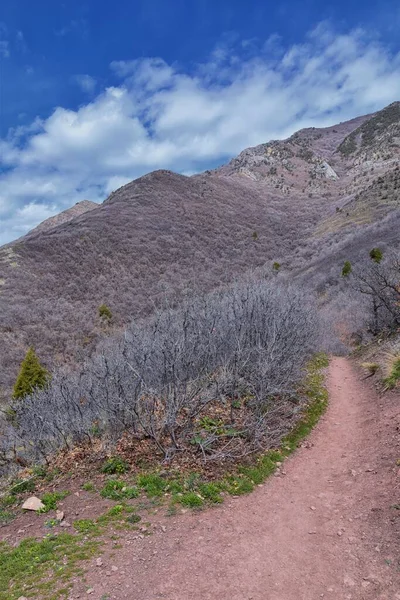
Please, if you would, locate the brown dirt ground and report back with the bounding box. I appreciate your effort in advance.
[65,357,399,600]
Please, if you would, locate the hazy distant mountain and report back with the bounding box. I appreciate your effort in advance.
[1,102,399,401]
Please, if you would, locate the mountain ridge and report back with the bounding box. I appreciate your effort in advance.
[1,102,399,402]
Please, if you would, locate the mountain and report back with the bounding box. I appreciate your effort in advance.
[1,102,400,402]
[21,200,98,240]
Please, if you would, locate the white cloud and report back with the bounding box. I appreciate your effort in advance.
[1,23,400,245]
[0,40,9,58]
[72,74,97,94]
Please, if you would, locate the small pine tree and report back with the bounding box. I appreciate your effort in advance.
[369,247,383,263]
[13,348,49,400]
[98,303,112,321]
[342,260,352,277]
[273,261,281,272]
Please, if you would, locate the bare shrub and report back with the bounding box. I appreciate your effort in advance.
[1,281,320,471]
[348,251,400,334]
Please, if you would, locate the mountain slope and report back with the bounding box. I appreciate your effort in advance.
[21,200,98,240]
[1,103,400,401]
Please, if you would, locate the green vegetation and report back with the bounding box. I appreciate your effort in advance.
[0,501,140,599]
[383,356,400,389]
[12,347,49,400]
[100,479,139,501]
[98,303,112,321]
[10,478,36,495]
[126,513,141,524]
[280,353,329,455]
[273,261,281,272]
[137,473,168,497]
[369,247,383,263]
[73,519,100,535]
[82,481,95,492]
[0,510,15,525]
[342,260,352,277]
[101,456,130,475]
[39,491,70,513]
[338,132,357,156]
[179,492,204,508]
[361,362,380,375]
[0,533,100,600]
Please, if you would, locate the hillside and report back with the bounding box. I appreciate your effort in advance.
[1,102,400,401]
[20,200,98,240]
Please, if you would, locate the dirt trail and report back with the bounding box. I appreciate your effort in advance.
[78,358,400,600]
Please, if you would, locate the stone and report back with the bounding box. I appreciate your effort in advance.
[21,496,45,512]
[59,520,71,527]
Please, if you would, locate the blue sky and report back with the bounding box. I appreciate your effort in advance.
[1,0,400,244]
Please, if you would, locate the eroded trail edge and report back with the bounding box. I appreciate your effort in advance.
[79,358,400,600]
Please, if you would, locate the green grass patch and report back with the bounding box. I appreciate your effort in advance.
[0,495,16,509]
[101,456,130,475]
[39,491,70,513]
[281,354,328,455]
[10,479,36,495]
[100,480,139,501]
[0,533,100,600]
[0,500,139,597]
[179,492,204,508]
[73,519,101,535]
[0,510,15,525]
[197,482,223,504]
[137,472,167,497]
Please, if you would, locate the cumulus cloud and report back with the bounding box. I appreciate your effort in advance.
[1,22,400,244]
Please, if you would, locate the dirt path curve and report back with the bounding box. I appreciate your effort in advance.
[81,358,400,600]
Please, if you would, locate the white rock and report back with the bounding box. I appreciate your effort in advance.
[21,496,45,512]
[59,520,71,527]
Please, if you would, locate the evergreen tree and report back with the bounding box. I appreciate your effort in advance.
[342,260,352,277]
[369,247,383,263]
[273,261,281,272]
[13,348,49,400]
[98,303,112,321]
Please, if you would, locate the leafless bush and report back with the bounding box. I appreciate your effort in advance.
[349,251,400,335]
[1,280,320,471]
